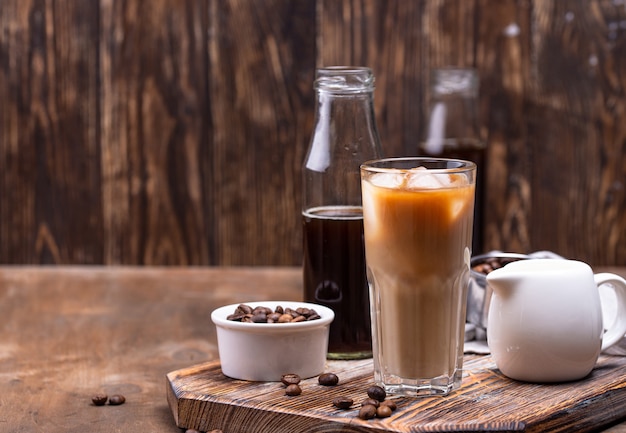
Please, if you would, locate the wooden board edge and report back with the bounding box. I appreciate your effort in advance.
[166,371,181,427]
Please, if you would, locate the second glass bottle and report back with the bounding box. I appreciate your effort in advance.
[419,67,486,254]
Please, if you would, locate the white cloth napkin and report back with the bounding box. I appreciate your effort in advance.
[464,324,490,354]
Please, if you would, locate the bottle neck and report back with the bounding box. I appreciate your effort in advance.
[306,90,379,173]
[303,68,382,210]
[423,68,482,153]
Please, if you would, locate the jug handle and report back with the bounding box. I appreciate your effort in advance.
[595,273,626,351]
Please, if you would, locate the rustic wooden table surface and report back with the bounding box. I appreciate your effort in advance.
[1,266,626,433]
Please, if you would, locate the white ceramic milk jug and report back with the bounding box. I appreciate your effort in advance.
[486,259,626,382]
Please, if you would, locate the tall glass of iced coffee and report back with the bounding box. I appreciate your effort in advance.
[361,157,476,396]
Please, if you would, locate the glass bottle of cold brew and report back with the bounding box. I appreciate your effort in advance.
[419,67,486,254]
[302,67,382,360]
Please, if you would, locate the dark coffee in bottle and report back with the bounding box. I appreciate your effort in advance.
[303,205,372,359]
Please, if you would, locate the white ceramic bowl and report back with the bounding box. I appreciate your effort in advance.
[211,301,334,382]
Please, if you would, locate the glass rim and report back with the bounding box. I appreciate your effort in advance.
[317,65,373,73]
[361,157,476,174]
[314,66,375,93]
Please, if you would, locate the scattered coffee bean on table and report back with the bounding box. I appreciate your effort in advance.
[276,374,401,422]
[285,384,302,396]
[358,404,378,420]
[367,385,387,401]
[376,405,393,418]
[361,398,380,408]
[108,394,126,405]
[91,394,108,406]
[280,373,301,386]
[318,372,339,386]
[380,399,397,411]
[355,385,399,421]
[226,304,321,323]
[332,396,354,409]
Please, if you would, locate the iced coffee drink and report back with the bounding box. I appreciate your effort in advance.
[361,158,475,396]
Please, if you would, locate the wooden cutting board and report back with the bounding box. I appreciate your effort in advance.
[166,354,626,432]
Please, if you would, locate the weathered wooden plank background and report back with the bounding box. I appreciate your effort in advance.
[1,0,625,266]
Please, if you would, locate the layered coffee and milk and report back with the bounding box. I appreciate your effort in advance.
[361,162,475,395]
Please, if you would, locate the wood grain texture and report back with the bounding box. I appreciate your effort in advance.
[167,355,626,433]
[207,0,315,265]
[0,0,102,263]
[1,0,625,265]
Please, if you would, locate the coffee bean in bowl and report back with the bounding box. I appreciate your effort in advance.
[226,304,322,323]
[211,301,334,382]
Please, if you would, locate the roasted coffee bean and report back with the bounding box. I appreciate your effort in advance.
[296,307,311,316]
[278,313,293,323]
[285,384,302,396]
[487,258,502,270]
[367,385,386,401]
[358,404,377,420]
[91,394,108,406]
[267,312,282,322]
[332,396,354,409]
[318,372,339,386]
[306,309,319,318]
[227,304,321,323]
[472,263,493,274]
[108,394,125,405]
[376,405,393,418]
[380,399,397,411]
[361,398,380,408]
[281,373,301,386]
[251,313,267,323]
[253,306,272,315]
[237,304,253,314]
[284,307,299,318]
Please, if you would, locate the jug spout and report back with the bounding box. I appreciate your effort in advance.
[485,268,520,296]
[486,258,563,295]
